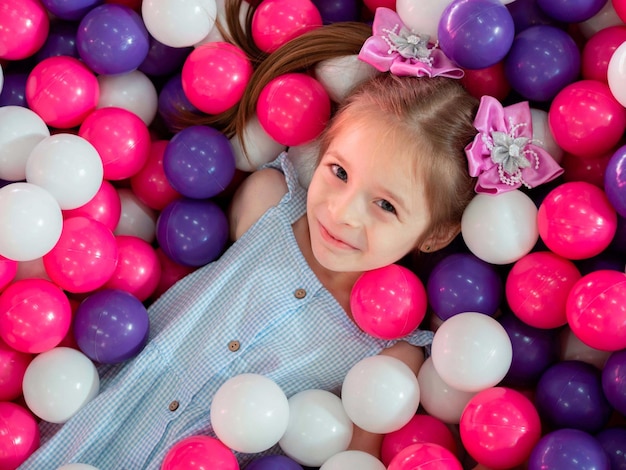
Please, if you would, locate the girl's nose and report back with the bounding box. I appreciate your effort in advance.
[329,191,365,226]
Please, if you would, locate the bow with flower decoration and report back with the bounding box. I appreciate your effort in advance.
[465,95,564,195]
[358,7,464,79]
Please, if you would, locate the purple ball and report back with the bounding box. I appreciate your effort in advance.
[602,349,626,415]
[535,360,613,433]
[40,0,103,21]
[158,74,201,133]
[74,289,150,364]
[311,0,359,23]
[536,0,607,23]
[0,72,28,107]
[163,125,236,200]
[246,455,304,470]
[609,214,626,255]
[35,21,79,62]
[499,311,559,388]
[596,427,626,470]
[504,25,580,102]
[426,252,503,320]
[604,144,626,218]
[528,429,611,470]
[77,4,150,75]
[506,0,564,32]
[438,0,515,70]
[156,198,229,267]
[139,38,192,77]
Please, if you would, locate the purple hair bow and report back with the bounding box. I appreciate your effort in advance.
[358,7,464,79]
[466,96,564,195]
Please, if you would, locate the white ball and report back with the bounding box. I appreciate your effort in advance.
[341,355,420,434]
[22,347,100,423]
[210,373,290,454]
[230,114,286,172]
[97,71,158,126]
[608,41,626,108]
[530,108,564,164]
[57,465,100,470]
[578,0,624,38]
[320,450,386,470]
[279,389,353,467]
[114,188,157,244]
[431,312,512,392]
[314,55,379,103]
[396,0,454,39]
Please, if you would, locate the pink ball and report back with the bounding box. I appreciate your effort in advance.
[257,73,330,147]
[350,264,427,340]
[566,269,626,351]
[0,0,49,61]
[387,442,462,470]
[613,0,626,22]
[581,25,626,83]
[548,79,626,158]
[78,107,151,180]
[561,151,611,188]
[0,402,40,470]
[152,248,196,301]
[381,414,458,467]
[63,180,122,231]
[537,181,618,260]
[460,61,511,102]
[506,251,582,329]
[43,216,119,294]
[251,0,323,53]
[460,387,542,469]
[0,338,33,402]
[104,235,161,302]
[0,255,18,292]
[161,436,238,470]
[363,0,397,12]
[25,56,99,129]
[182,42,253,115]
[0,279,72,353]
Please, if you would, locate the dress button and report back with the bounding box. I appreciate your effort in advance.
[169,400,179,412]
[294,288,306,299]
[228,340,240,352]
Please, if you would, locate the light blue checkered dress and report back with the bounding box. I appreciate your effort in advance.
[19,153,433,469]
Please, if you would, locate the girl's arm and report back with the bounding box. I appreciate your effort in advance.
[228,167,288,241]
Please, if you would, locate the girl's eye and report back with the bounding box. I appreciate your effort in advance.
[331,164,348,182]
[377,199,397,214]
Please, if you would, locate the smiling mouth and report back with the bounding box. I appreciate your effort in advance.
[319,222,357,250]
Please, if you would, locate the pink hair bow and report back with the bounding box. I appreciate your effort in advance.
[465,96,564,195]
[358,7,464,79]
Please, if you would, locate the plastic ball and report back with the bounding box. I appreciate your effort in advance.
[247,455,303,470]
[431,312,513,392]
[139,37,192,77]
[535,360,612,433]
[537,0,607,22]
[278,389,353,467]
[161,435,238,470]
[396,0,453,39]
[181,42,253,115]
[25,56,99,129]
[79,107,151,181]
[530,107,565,164]
[43,216,119,294]
[230,115,286,172]
[40,0,103,21]
[321,450,386,470]
[22,347,99,423]
[559,326,612,370]
[438,0,515,70]
[63,180,122,232]
[257,73,331,147]
[504,25,580,102]
[350,264,427,340]
[387,442,463,470]
[26,133,104,210]
[595,427,626,470]
[616,0,626,22]
[210,373,290,454]
[0,402,40,470]
[605,144,626,217]
[158,74,202,133]
[0,71,28,107]
[427,253,503,321]
[74,288,149,364]
[341,355,420,434]
[312,0,359,23]
[505,251,581,329]
[103,236,160,301]
[152,248,196,300]
[97,70,159,126]
[252,0,323,53]
[0,182,63,262]
[35,19,79,62]
[163,125,236,199]
[601,349,626,415]
[0,0,50,61]
[0,255,17,291]
[142,0,217,48]
[314,54,379,104]
[582,25,626,82]
[608,41,626,108]
[0,337,33,401]
[506,0,563,32]
[579,0,624,37]
[115,188,158,243]
[548,79,626,158]
[460,61,511,101]
[562,150,612,187]
[461,190,538,265]
[528,428,610,470]
[460,387,542,469]
[381,414,457,467]
[362,0,396,11]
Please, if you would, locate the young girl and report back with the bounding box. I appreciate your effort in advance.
[19,3,480,468]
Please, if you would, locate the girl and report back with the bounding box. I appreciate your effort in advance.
[19,2,480,468]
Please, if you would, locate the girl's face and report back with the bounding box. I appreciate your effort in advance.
[306,123,432,273]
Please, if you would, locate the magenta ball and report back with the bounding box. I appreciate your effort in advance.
[351,264,427,340]
[581,25,626,82]
[537,181,618,260]
[0,402,40,470]
[63,180,122,232]
[387,442,463,470]
[528,429,610,470]
[74,288,149,364]
[163,125,236,199]
[162,436,238,470]
[604,144,626,218]
[0,0,50,61]
[77,4,150,75]
[601,349,626,415]
[257,73,331,147]
[182,42,253,115]
[26,56,99,129]
[0,338,33,402]
[156,198,229,267]
[438,0,515,70]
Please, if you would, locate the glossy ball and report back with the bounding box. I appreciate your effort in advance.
[604,144,626,217]
[161,436,238,470]
[528,429,610,470]
[581,25,626,82]
[537,0,607,22]
[0,0,49,61]
[0,402,40,470]
[387,442,462,470]
[601,348,626,415]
